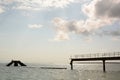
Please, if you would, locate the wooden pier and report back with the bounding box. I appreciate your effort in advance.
[70,52,120,72]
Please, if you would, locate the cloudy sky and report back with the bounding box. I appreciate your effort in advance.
[0,0,120,64]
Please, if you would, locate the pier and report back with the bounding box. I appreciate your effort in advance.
[70,52,120,72]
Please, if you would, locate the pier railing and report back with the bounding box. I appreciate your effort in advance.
[71,52,120,59]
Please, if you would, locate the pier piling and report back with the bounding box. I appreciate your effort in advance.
[70,61,73,70]
[103,60,106,72]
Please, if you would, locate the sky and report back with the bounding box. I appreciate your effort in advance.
[0,0,120,64]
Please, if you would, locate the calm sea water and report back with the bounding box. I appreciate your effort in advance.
[0,63,120,80]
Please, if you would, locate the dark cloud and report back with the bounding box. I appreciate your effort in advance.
[102,29,120,36]
[95,0,120,19]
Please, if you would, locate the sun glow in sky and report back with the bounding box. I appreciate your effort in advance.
[0,0,120,64]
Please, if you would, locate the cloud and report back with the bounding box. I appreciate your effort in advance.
[84,37,93,42]
[95,0,120,19]
[52,0,120,41]
[28,24,43,29]
[52,17,91,41]
[52,17,112,41]
[102,29,120,37]
[0,0,75,11]
[0,7,4,14]
[52,18,69,41]
[54,31,70,41]
[112,37,120,41]
[110,30,120,36]
[82,0,119,28]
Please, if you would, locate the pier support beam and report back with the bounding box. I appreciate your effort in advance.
[70,61,73,70]
[103,60,106,72]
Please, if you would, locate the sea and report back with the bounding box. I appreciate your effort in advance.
[0,63,120,80]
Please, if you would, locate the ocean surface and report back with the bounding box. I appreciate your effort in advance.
[0,63,120,80]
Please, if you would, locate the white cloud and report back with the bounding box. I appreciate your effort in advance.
[28,24,43,29]
[112,37,120,41]
[52,17,112,41]
[0,0,75,11]
[0,7,4,13]
[0,0,93,12]
[54,31,70,41]
[84,37,93,42]
[17,0,74,10]
[52,17,69,41]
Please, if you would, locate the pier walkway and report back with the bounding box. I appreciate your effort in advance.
[70,52,120,72]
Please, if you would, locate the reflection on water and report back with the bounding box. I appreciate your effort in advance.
[0,64,120,80]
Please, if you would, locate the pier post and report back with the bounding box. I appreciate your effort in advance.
[70,60,73,70]
[103,60,106,72]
